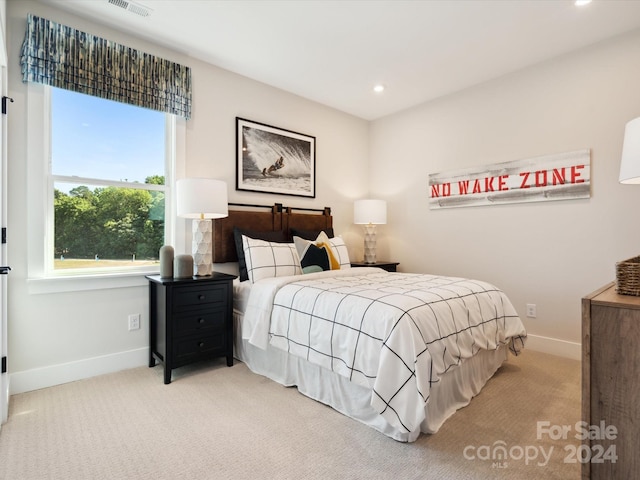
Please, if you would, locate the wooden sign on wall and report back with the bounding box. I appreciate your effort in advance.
[428,149,591,209]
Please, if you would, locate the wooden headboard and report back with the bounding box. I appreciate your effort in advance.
[212,203,332,263]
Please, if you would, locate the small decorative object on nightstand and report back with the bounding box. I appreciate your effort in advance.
[350,261,399,272]
[173,254,194,279]
[147,272,236,384]
[159,245,174,278]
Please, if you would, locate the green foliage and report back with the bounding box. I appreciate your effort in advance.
[145,175,165,185]
[54,180,165,261]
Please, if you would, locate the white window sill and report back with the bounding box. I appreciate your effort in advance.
[27,269,158,294]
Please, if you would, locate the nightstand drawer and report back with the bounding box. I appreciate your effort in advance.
[173,333,226,365]
[173,307,226,337]
[172,284,227,310]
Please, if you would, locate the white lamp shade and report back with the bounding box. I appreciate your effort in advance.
[619,117,640,184]
[354,199,387,225]
[176,178,229,218]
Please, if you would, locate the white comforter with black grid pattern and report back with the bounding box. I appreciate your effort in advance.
[243,268,526,435]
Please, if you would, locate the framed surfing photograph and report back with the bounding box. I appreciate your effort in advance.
[236,117,316,198]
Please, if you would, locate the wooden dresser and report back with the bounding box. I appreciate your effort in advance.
[582,282,640,479]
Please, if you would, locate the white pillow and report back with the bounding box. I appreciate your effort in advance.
[324,233,351,269]
[242,235,302,283]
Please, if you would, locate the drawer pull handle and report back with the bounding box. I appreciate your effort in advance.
[198,318,205,324]
[198,342,205,348]
[198,295,206,300]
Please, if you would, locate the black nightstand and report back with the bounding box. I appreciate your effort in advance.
[146,272,237,384]
[350,261,399,272]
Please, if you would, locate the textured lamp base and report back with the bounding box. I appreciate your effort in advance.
[363,224,377,264]
[192,219,213,276]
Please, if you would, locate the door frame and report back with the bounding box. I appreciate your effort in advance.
[0,5,9,427]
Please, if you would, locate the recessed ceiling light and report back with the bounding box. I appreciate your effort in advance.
[373,84,385,93]
[575,0,592,6]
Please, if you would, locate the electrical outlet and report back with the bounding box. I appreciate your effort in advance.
[128,313,141,331]
[526,304,537,318]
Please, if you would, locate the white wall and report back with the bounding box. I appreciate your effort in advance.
[6,1,369,393]
[370,29,640,359]
[9,1,638,393]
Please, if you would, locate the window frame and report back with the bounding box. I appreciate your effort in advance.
[26,84,183,294]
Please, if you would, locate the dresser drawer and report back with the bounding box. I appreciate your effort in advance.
[172,283,228,310]
[173,307,226,337]
[173,333,226,366]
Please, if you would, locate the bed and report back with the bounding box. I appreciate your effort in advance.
[214,203,527,442]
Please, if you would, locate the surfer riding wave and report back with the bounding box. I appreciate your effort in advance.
[262,156,284,176]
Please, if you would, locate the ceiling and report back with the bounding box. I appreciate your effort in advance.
[38,0,640,120]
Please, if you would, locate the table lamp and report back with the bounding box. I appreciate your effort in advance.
[354,199,387,264]
[619,116,640,184]
[176,178,228,276]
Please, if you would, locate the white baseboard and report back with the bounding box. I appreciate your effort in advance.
[9,347,149,395]
[524,334,581,361]
[8,334,580,395]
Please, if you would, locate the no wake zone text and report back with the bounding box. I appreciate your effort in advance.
[430,165,586,198]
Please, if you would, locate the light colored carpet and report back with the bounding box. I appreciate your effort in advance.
[0,350,580,480]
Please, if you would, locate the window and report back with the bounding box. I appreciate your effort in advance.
[48,87,171,274]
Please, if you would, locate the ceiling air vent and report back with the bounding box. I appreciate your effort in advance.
[107,0,152,18]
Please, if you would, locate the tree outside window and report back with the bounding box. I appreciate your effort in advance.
[51,88,168,271]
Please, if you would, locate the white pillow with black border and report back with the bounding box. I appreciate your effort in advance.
[317,232,351,269]
[242,235,302,283]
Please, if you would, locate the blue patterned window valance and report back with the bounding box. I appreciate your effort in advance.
[20,14,192,119]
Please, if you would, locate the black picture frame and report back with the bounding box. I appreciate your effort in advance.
[236,117,316,198]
